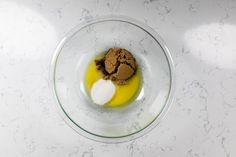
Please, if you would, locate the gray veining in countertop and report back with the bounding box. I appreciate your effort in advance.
[0,0,236,156]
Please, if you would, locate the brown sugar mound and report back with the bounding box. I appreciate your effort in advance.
[95,48,138,85]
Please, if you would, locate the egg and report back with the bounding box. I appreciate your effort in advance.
[85,60,141,107]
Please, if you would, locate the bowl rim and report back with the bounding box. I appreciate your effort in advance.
[50,15,175,143]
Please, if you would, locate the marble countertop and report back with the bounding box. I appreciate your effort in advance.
[0,0,236,156]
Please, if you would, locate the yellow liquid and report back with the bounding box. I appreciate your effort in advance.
[85,60,141,107]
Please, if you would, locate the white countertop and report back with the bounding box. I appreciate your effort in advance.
[0,0,236,156]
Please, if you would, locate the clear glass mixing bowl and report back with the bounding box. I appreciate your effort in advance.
[50,16,175,143]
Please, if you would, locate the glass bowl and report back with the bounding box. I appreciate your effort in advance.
[50,16,175,143]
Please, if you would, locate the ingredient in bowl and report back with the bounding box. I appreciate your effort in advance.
[85,60,141,107]
[95,48,138,85]
[85,48,141,107]
[91,79,116,105]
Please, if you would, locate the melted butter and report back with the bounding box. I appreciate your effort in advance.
[85,58,141,107]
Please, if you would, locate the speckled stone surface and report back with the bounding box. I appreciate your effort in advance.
[0,0,236,156]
